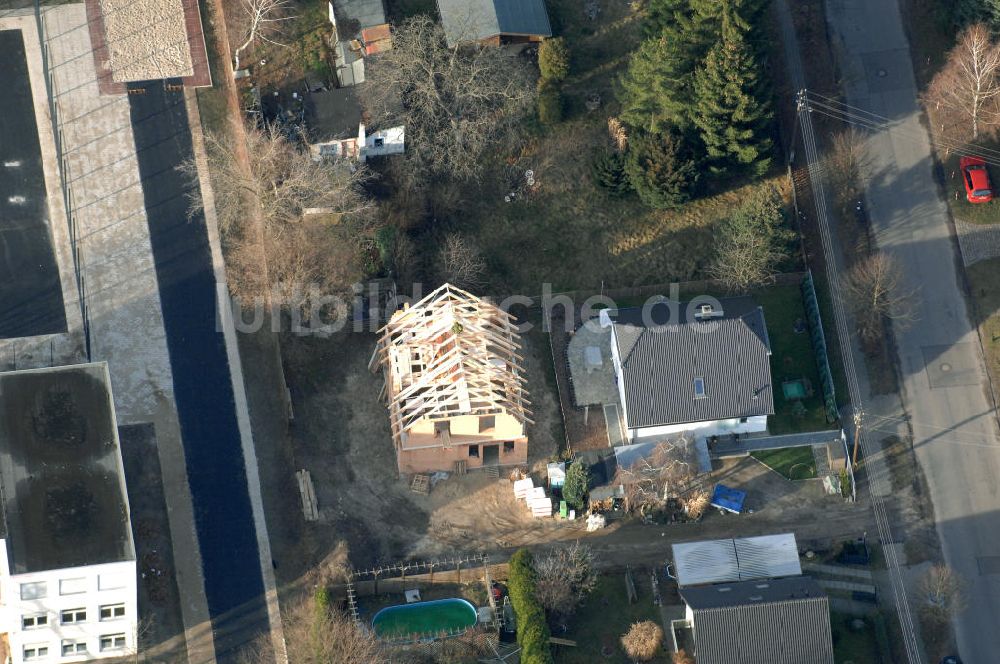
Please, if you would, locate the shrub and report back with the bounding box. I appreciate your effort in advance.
[562,460,590,511]
[591,149,632,196]
[621,620,664,661]
[624,131,698,210]
[537,82,564,125]
[538,37,570,82]
[374,225,397,274]
[508,550,554,664]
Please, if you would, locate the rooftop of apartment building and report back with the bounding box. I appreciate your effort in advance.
[0,363,134,574]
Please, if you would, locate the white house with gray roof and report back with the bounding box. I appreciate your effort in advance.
[601,297,774,442]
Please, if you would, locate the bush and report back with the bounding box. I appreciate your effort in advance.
[591,149,632,197]
[374,225,397,275]
[508,550,554,664]
[538,37,570,82]
[625,131,698,210]
[563,460,590,511]
[537,82,564,125]
[621,620,664,661]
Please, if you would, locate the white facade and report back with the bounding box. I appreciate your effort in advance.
[0,553,137,663]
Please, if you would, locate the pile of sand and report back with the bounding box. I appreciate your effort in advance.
[99,0,194,82]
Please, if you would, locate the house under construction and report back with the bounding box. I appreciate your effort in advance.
[369,284,532,475]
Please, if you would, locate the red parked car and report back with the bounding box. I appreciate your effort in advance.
[960,156,993,203]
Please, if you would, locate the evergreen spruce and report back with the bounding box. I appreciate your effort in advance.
[691,5,773,176]
[591,149,632,197]
[625,132,698,209]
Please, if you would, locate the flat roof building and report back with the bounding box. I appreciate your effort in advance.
[0,363,137,663]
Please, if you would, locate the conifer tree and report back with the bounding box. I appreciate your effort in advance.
[625,132,698,209]
[691,5,773,176]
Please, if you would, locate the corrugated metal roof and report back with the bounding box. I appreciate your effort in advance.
[734,534,802,581]
[673,533,801,587]
[612,302,774,429]
[437,0,552,46]
[673,539,741,587]
[681,577,834,664]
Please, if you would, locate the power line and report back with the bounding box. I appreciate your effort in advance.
[795,88,923,663]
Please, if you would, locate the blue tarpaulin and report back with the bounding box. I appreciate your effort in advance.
[710,484,746,514]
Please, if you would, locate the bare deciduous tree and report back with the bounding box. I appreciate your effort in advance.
[439,234,487,290]
[534,542,598,619]
[842,253,915,343]
[361,15,536,183]
[233,0,295,71]
[928,23,1000,138]
[613,438,699,514]
[919,565,966,616]
[179,123,376,309]
[826,128,870,206]
[709,186,792,293]
[239,595,382,664]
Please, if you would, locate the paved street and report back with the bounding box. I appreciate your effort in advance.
[825,1,1000,661]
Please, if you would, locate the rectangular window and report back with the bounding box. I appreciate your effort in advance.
[61,640,86,656]
[22,613,48,629]
[61,608,86,624]
[59,577,87,595]
[20,582,46,600]
[468,445,479,458]
[739,417,748,424]
[434,420,450,436]
[479,415,496,432]
[99,634,126,652]
[98,574,126,591]
[503,441,515,454]
[693,376,706,399]
[100,604,126,621]
[374,137,385,147]
[23,645,48,660]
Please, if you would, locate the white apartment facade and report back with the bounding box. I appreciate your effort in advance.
[0,364,138,663]
[1,558,137,662]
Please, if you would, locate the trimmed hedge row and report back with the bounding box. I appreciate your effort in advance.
[508,549,554,664]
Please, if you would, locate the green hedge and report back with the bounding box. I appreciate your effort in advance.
[801,271,838,422]
[508,549,554,664]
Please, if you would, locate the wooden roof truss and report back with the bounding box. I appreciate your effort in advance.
[370,284,533,441]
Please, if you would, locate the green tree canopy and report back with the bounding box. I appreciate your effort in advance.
[625,132,698,209]
[692,7,774,176]
[538,37,570,82]
[563,460,591,511]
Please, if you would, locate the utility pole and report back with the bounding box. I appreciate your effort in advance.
[852,407,864,467]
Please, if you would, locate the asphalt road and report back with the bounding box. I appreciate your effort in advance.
[825,1,1000,660]
[127,80,268,658]
[0,29,67,338]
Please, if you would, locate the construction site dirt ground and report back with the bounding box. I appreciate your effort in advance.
[272,324,565,575]
[236,319,887,595]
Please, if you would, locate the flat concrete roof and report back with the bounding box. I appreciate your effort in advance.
[0,363,134,574]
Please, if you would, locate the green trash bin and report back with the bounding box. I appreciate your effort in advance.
[559,500,568,518]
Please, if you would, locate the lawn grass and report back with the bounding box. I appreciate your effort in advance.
[753,283,834,434]
[555,573,668,664]
[830,611,883,664]
[751,446,817,480]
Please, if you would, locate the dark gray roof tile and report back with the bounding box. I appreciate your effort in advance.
[612,300,774,428]
[681,576,834,664]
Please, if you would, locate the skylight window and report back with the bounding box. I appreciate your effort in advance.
[694,376,706,399]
